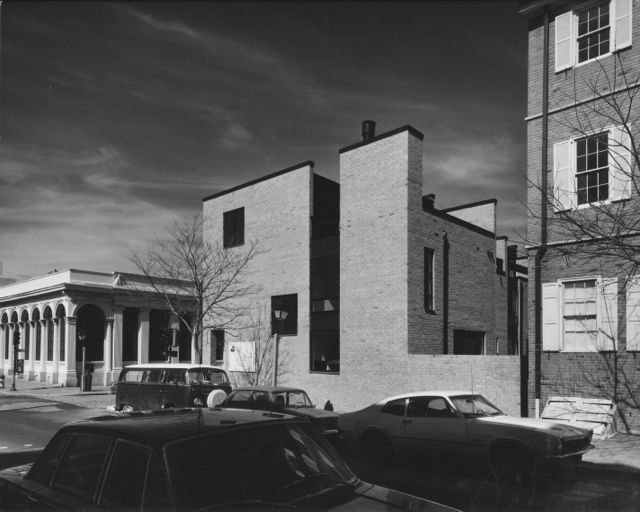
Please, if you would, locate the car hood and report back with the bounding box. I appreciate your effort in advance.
[477,415,591,437]
[330,482,459,511]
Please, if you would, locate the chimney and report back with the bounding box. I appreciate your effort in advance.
[423,193,435,211]
[362,120,376,142]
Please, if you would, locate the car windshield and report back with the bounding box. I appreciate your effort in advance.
[275,390,313,408]
[186,368,228,385]
[165,422,356,510]
[450,394,503,418]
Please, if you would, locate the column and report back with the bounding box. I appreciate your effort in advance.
[112,308,123,371]
[52,318,60,383]
[39,320,48,380]
[28,321,36,379]
[104,318,113,385]
[64,316,77,386]
[137,309,149,364]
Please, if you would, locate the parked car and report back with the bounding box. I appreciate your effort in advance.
[338,391,594,470]
[220,385,339,437]
[0,408,459,511]
[114,363,231,412]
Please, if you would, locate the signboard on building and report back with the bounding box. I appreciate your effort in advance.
[228,341,255,373]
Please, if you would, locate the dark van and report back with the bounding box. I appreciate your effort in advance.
[115,363,232,412]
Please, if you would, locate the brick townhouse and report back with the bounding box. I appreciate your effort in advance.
[521,0,640,432]
[202,122,527,413]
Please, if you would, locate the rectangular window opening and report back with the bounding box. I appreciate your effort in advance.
[271,294,298,336]
[424,248,435,312]
[576,132,609,204]
[223,207,245,248]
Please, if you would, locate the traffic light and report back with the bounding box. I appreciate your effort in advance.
[12,328,20,348]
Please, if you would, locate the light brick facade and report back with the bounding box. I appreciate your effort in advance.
[522,0,640,432]
[202,125,524,413]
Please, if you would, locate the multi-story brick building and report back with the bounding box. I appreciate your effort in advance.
[521,0,640,432]
[203,122,526,413]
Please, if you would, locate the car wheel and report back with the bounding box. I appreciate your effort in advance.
[121,405,134,413]
[361,431,392,463]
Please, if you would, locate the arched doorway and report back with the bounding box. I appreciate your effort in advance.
[76,304,105,363]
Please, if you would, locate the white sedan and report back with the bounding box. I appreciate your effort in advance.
[338,391,593,469]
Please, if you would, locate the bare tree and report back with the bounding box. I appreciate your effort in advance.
[129,213,258,364]
[227,305,290,388]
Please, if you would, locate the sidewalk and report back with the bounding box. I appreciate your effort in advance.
[2,379,640,474]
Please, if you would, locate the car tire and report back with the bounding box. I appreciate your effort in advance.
[121,405,134,413]
[361,431,392,463]
[207,389,227,408]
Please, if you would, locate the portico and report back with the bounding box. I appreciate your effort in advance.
[0,269,194,386]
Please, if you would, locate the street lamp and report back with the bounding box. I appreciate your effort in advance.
[272,308,288,386]
[78,330,87,393]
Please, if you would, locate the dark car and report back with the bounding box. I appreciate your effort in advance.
[114,363,231,412]
[0,408,459,511]
[220,385,339,437]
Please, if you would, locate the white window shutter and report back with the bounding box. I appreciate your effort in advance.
[597,278,618,351]
[553,139,575,211]
[627,277,640,351]
[555,11,574,72]
[613,0,633,51]
[609,126,633,201]
[543,282,561,351]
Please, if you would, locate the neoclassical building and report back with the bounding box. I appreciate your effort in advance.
[0,269,194,387]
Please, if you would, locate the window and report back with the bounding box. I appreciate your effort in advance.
[310,329,339,372]
[407,396,455,418]
[542,277,618,351]
[209,330,225,361]
[271,294,297,335]
[223,207,244,248]
[555,0,632,72]
[577,3,611,62]
[563,280,598,350]
[424,247,434,312]
[553,127,631,211]
[576,133,609,204]
[453,330,485,355]
[52,434,112,500]
[381,398,406,416]
[311,256,339,312]
[101,440,150,509]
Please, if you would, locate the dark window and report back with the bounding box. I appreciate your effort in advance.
[310,329,339,373]
[576,133,609,204]
[60,318,66,361]
[47,319,54,361]
[407,397,455,418]
[210,329,225,361]
[311,256,339,312]
[24,323,30,360]
[271,294,297,335]
[381,399,406,416]
[101,440,151,509]
[424,247,434,312]
[35,321,41,361]
[577,3,610,63]
[52,434,112,500]
[29,433,70,485]
[453,330,485,355]
[223,207,245,248]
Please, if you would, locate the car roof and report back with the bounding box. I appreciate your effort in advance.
[58,408,301,446]
[375,390,477,405]
[122,363,225,371]
[230,386,305,393]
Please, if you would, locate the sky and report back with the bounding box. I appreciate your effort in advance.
[0,1,528,280]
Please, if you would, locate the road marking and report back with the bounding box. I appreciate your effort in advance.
[24,444,33,447]
[0,446,7,450]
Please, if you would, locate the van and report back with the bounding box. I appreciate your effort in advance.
[115,363,232,412]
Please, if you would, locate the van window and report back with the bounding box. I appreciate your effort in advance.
[165,369,186,384]
[143,369,163,383]
[186,368,229,384]
[123,370,144,383]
